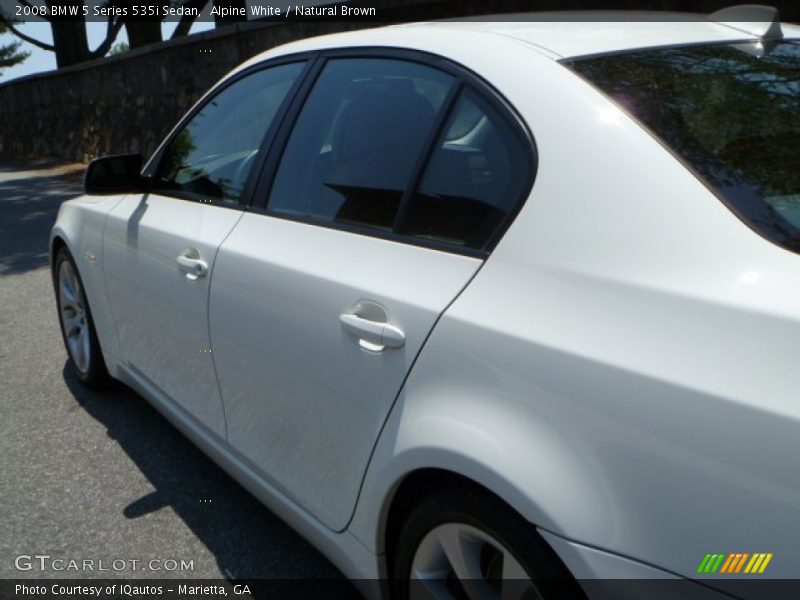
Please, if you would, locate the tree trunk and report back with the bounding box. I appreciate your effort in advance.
[45,0,90,67]
[125,21,163,49]
[50,20,90,68]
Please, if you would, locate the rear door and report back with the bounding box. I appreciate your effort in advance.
[102,61,306,437]
[210,53,533,529]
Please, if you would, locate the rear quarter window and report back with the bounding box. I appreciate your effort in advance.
[566,41,800,252]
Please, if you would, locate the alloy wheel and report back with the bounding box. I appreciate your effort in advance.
[410,522,542,600]
[58,260,91,375]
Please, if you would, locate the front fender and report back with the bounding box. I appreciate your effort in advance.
[50,195,127,378]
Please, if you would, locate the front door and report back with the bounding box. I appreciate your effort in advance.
[102,61,306,437]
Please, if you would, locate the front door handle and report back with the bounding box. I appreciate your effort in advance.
[340,313,406,350]
[176,248,208,280]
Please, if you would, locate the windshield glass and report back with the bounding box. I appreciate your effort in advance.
[566,41,800,252]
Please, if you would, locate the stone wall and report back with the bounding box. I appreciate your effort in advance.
[0,21,368,162]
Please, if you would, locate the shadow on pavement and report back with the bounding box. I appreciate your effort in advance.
[0,168,84,276]
[0,158,81,172]
[61,363,358,592]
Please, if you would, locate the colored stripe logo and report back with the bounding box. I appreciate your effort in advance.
[697,552,773,574]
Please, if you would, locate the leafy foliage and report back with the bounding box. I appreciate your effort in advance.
[0,20,30,75]
[109,41,129,56]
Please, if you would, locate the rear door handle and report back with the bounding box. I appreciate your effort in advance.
[340,313,406,350]
[176,248,208,280]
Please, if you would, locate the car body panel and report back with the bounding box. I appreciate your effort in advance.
[50,194,126,377]
[208,212,481,531]
[539,530,733,600]
[102,193,243,437]
[416,18,770,58]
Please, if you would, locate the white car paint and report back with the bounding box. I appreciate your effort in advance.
[209,214,481,531]
[50,14,800,599]
[103,194,244,437]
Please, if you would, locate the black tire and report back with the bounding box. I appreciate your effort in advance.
[391,483,586,600]
[53,246,109,389]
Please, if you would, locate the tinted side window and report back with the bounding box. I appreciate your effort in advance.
[568,42,800,253]
[398,88,530,249]
[267,58,455,230]
[154,62,304,205]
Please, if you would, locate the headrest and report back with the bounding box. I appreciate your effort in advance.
[331,79,436,170]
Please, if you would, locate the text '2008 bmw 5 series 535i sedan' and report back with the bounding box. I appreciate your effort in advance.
[51,5,800,599]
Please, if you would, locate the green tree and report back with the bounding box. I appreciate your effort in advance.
[108,41,129,55]
[0,19,30,76]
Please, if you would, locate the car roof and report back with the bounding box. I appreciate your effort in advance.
[413,14,800,59]
[242,11,800,66]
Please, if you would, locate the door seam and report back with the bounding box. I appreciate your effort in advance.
[339,253,491,533]
[204,209,248,442]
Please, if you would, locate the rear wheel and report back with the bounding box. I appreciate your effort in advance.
[54,247,108,389]
[392,485,585,600]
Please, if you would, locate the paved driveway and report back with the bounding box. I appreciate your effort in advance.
[0,162,355,593]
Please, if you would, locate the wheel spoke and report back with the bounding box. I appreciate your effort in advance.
[73,332,86,371]
[60,275,78,304]
[62,313,81,336]
[411,523,542,600]
[68,335,81,364]
[59,260,91,375]
[437,526,497,600]
[437,526,483,581]
[80,328,91,371]
[501,551,529,581]
[67,265,80,294]
[412,577,452,600]
[501,552,537,600]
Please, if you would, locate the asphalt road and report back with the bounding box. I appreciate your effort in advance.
[0,162,355,593]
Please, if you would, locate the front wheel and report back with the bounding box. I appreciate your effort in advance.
[392,485,585,600]
[54,247,108,389]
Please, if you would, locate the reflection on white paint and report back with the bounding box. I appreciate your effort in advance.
[596,105,624,127]
[740,270,761,285]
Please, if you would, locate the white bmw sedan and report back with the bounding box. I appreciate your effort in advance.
[51,8,800,599]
